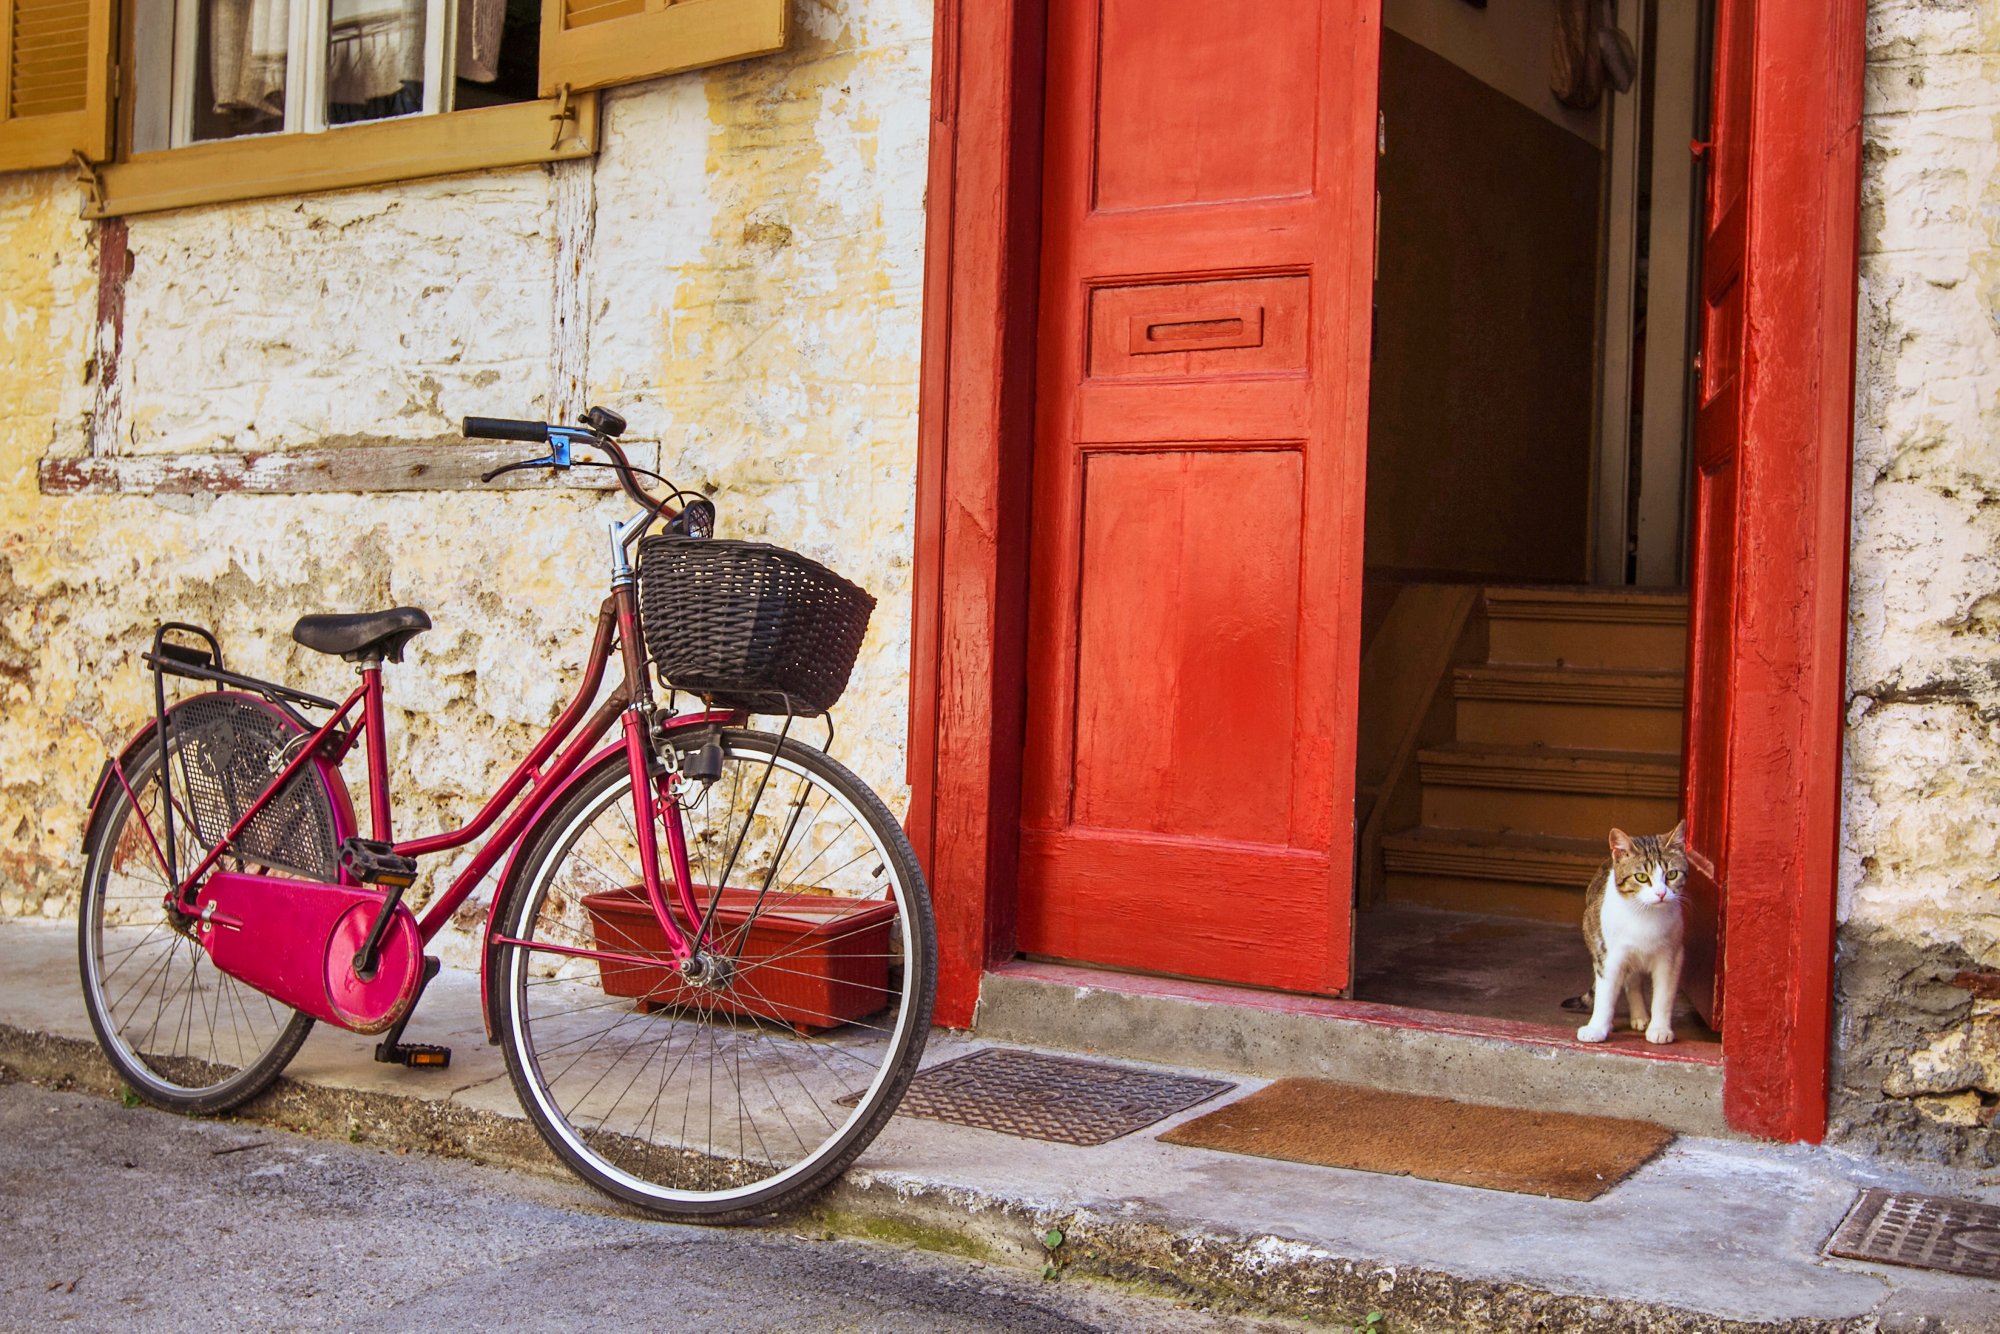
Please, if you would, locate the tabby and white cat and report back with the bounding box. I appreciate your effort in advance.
[1575,822,1686,1045]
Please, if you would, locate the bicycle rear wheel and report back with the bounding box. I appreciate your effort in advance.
[79,694,340,1113]
[491,728,935,1222]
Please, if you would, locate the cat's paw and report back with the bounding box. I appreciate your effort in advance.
[1645,1022,1675,1045]
[1627,1013,1648,1032]
[1576,1021,1612,1043]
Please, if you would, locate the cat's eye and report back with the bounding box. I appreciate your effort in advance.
[1667,868,1683,882]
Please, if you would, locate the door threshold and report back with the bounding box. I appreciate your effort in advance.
[994,959,1722,1065]
[976,960,1729,1138]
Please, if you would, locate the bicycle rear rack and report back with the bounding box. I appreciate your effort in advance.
[143,622,340,721]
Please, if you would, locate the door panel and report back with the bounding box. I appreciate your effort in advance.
[1091,0,1321,209]
[1682,0,1753,1031]
[1019,0,1377,995]
[1072,448,1302,844]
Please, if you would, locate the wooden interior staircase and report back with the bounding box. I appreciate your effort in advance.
[1377,587,1689,923]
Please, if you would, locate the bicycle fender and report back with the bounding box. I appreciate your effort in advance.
[477,711,740,1043]
[83,719,163,863]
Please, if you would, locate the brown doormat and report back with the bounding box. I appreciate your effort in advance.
[1158,1078,1674,1200]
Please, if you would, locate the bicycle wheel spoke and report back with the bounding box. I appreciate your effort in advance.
[105,932,178,1016]
[138,937,189,1051]
[97,922,170,970]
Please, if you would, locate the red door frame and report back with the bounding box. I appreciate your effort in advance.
[906,0,1863,1142]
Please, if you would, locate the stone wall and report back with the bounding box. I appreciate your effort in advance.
[1835,0,2000,1161]
[0,0,932,968]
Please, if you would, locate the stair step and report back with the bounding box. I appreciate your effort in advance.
[1455,665,1685,708]
[1381,826,1605,924]
[1483,586,1688,619]
[1484,586,1688,670]
[1383,826,1606,882]
[1418,741,1680,794]
[1418,742,1682,840]
[1454,665,1684,750]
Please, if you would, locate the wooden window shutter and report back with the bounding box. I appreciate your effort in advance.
[539,0,786,97]
[0,0,112,172]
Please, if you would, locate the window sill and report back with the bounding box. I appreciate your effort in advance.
[85,93,598,219]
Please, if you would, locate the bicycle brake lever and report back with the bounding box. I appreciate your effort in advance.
[481,430,587,484]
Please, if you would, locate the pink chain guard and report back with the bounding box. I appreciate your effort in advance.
[195,871,423,1035]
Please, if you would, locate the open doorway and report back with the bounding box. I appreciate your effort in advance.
[1349,0,1718,1047]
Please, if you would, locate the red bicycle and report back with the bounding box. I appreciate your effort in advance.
[76,407,936,1222]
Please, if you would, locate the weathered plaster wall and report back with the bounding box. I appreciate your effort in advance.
[1837,0,2000,1161]
[0,0,932,969]
[0,170,98,912]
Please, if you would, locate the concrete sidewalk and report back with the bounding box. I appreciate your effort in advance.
[3,918,1994,1332]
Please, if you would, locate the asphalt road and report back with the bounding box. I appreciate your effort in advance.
[0,1075,1300,1332]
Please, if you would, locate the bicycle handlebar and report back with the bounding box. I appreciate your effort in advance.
[463,416,547,444]
[594,436,678,521]
[462,410,697,530]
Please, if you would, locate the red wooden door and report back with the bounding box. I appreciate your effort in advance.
[1016,0,1378,994]
[1681,0,1754,1031]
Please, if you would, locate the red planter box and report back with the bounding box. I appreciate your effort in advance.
[580,885,899,1034]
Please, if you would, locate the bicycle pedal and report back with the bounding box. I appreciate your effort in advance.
[339,837,419,888]
[375,1041,451,1069]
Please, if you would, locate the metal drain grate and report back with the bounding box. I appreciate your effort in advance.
[1824,1188,2000,1280]
[863,1048,1234,1146]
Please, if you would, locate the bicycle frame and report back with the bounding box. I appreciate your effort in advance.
[121,579,740,992]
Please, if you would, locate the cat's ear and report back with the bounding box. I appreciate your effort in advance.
[1608,828,1634,857]
[1667,819,1686,849]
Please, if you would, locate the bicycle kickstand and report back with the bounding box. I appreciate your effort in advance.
[374,956,451,1069]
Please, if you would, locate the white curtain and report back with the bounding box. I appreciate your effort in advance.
[327,0,426,105]
[457,0,507,84]
[209,0,291,117]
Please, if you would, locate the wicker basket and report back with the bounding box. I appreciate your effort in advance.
[636,537,875,716]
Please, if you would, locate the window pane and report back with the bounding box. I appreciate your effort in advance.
[454,0,540,110]
[132,1,177,154]
[197,0,291,142]
[329,0,427,125]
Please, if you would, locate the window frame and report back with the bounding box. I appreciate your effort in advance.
[22,0,789,213]
[94,0,594,217]
[158,0,455,148]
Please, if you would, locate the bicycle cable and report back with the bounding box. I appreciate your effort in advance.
[566,457,712,527]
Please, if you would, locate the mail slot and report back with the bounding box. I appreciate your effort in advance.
[1129,307,1265,354]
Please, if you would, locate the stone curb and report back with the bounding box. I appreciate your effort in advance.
[0,1022,1862,1333]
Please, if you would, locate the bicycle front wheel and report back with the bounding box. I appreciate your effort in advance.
[492,729,935,1222]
